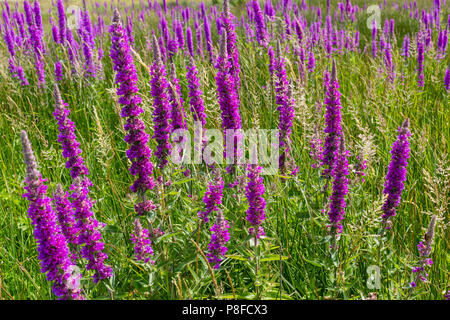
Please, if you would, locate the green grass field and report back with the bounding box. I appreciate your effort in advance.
[0,0,448,300]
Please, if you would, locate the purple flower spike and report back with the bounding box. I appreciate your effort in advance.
[252,0,269,48]
[382,119,411,228]
[245,165,267,239]
[53,184,80,249]
[327,135,349,239]
[198,175,224,223]
[70,176,112,283]
[322,60,343,178]
[21,131,83,300]
[410,216,437,287]
[150,35,172,170]
[274,41,295,173]
[109,9,155,195]
[53,85,89,180]
[207,210,230,269]
[131,218,154,264]
[186,56,207,128]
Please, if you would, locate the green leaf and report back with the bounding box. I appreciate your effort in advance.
[260,254,289,262]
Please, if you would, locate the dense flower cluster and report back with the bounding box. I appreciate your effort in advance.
[327,136,349,238]
[245,165,267,239]
[21,131,83,300]
[274,41,295,173]
[381,119,411,227]
[151,35,172,169]
[109,9,155,195]
[207,211,230,269]
[53,85,89,180]
[130,219,154,264]
[198,175,224,223]
[410,216,437,287]
[322,61,343,178]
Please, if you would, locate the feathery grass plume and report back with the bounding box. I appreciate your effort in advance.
[207,210,230,269]
[21,131,83,300]
[109,9,156,202]
[151,35,172,170]
[221,0,241,90]
[310,126,323,169]
[382,119,411,228]
[252,0,269,48]
[245,165,267,239]
[131,218,154,264]
[410,215,437,288]
[198,174,224,223]
[322,60,343,178]
[327,134,349,241]
[52,184,80,251]
[274,40,295,173]
[215,33,243,172]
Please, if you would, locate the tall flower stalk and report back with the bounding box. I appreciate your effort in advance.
[21,130,83,300]
[109,9,155,215]
[409,215,437,292]
[322,60,343,179]
[381,119,411,229]
[151,35,172,170]
[327,135,349,242]
[215,34,243,171]
[53,85,112,283]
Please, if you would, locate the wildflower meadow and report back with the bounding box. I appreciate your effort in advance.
[0,0,448,301]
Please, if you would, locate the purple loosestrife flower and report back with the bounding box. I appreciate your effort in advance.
[207,210,230,269]
[131,218,154,264]
[310,127,323,169]
[56,0,66,44]
[252,0,269,48]
[322,61,343,178]
[444,68,450,91]
[186,26,194,57]
[417,39,425,87]
[24,1,45,87]
[372,20,378,58]
[53,85,112,282]
[198,175,224,223]
[401,35,410,60]
[215,34,243,170]
[70,177,112,283]
[203,11,213,61]
[53,184,80,249]
[381,119,411,228]
[245,165,266,239]
[186,56,207,128]
[53,85,89,180]
[327,135,349,239]
[410,215,437,287]
[21,131,83,300]
[109,10,156,196]
[55,61,63,81]
[384,41,395,82]
[274,41,295,173]
[151,36,172,170]
[307,50,316,73]
[168,63,187,133]
[221,0,241,90]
